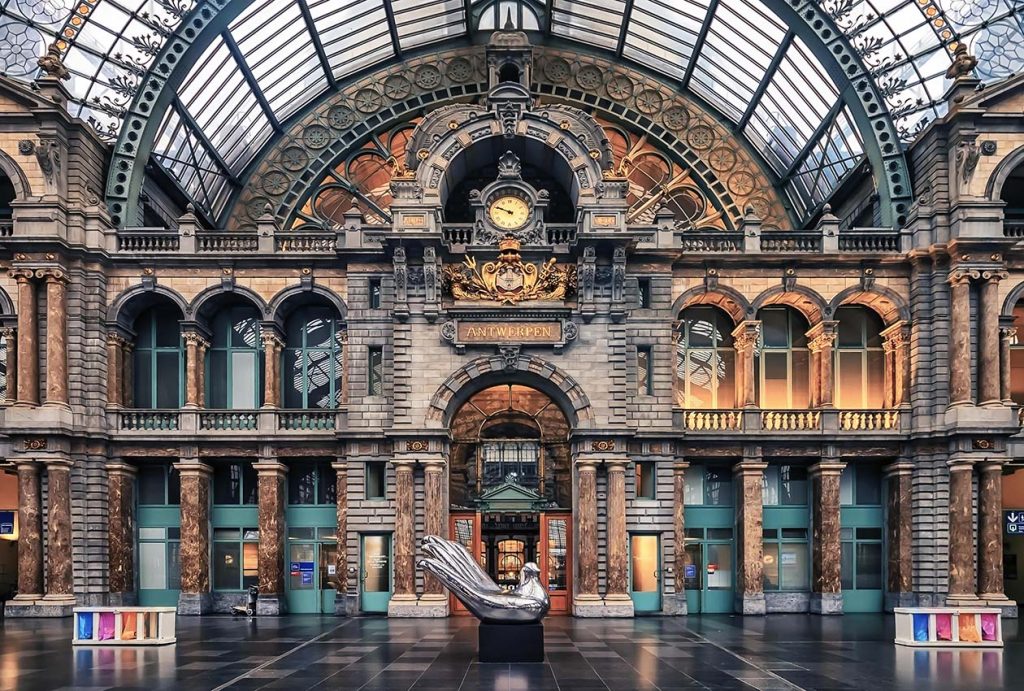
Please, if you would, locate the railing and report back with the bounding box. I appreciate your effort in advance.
[0,220,13,237]
[441,224,577,246]
[196,233,258,253]
[118,228,180,252]
[761,232,822,253]
[199,410,258,430]
[120,410,179,431]
[546,224,577,244]
[839,409,900,431]
[678,230,743,252]
[1004,221,1024,238]
[275,232,336,253]
[761,410,821,431]
[443,224,474,244]
[838,230,900,253]
[683,410,742,431]
[278,410,337,430]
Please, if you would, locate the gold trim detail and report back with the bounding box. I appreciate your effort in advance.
[442,236,577,305]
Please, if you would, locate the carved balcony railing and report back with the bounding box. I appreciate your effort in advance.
[1004,220,1024,238]
[839,409,900,431]
[441,223,577,246]
[199,410,258,430]
[118,228,180,252]
[196,232,259,253]
[761,232,822,253]
[0,220,14,238]
[837,230,900,253]
[678,230,744,253]
[761,410,821,431]
[120,410,180,431]
[278,410,337,430]
[683,410,742,431]
[275,231,336,253]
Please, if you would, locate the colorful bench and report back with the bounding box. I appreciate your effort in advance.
[894,607,1002,648]
[72,607,176,646]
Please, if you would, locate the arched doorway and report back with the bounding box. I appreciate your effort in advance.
[448,384,573,614]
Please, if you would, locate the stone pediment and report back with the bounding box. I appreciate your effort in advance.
[475,480,547,512]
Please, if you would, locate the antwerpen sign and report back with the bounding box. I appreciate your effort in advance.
[458,321,561,344]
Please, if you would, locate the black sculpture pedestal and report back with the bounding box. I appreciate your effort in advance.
[478,622,544,663]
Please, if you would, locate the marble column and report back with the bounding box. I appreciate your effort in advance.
[810,460,846,614]
[39,269,69,407]
[421,460,447,601]
[1000,319,1017,404]
[260,329,283,408]
[11,462,43,603]
[106,332,127,407]
[575,459,600,607]
[978,272,1006,405]
[122,342,134,408]
[42,458,75,606]
[946,458,978,604]
[977,460,1011,604]
[107,462,137,604]
[948,271,974,406]
[733,321,760,408]
[11,269,38,405]
[884,461,914,609]
[667,461,689,616]
[183,333,208,408]
[734,460,767,615]
[808,323,837,408]
[175,460,213,614]
[605,461,629,603]
[391,460,416,603]
[332,460,349,615]
[254,460,287,614]
[1,326,16,405]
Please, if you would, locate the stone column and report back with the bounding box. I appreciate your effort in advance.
[977,460,1011,605]
[420,459,448,612]
[946,458,978,604]
[667,461,689,615]
[1,326,16,405]
[332,460,349,615]
[999,318,1017,404]
[107,462,137,605]
[948,270,974,406]
[808,322,837,408]
[881,322,911,408]
[42,458,75,608]
[254,459,287,614]
[175,460,213,614]
[7,462,43,608]
[11,269,38,405]
[884,461,914,609]
[106,332,127,407]
[978,271,1006,405]
[604,460,630,608]
[810,460,846,614]
[39,269,69,407]
[734,459,767,615]
[574,458,600,611]
[733,321,760,408]
[260,329,283,408]
[122,342,135,408]
[390,460,416,606]
[183,332,208,408]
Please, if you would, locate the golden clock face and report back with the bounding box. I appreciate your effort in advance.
[487,195,531,230]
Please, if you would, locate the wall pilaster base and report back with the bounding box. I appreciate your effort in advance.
[980,596,1018,619]
[735,592,765,615]
[256,593,287,615]
[945,594,981,607]
[178,592,213,615]
[4,597,74,618]
[107,591,138,607]
[884,592,917,612]
[810,592,844,615]
[572,596,634,617]
[387,594,447,617]
[662,592,688,616]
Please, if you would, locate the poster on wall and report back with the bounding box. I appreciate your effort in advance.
[0,511,13,535]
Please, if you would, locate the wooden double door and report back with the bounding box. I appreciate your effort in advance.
[448,511,572,615]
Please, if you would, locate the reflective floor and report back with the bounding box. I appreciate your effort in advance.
[0,613,1020,690]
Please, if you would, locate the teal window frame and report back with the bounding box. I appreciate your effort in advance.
[365,462,387,501]
[683,465,733,506]
[756,306,810,409]
[137,462,182,605]
[213,461,258,506]
[212,527,260,592]
[762,526,810,591]
[635,461,656,500]
[763,463,809,506]
[133,307,184,409]
[287,460,337,506]
[206,305,264,409]
[834,306,885,409]
[282,307,345,409]
[676,306,736,408]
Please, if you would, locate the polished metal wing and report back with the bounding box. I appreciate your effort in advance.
[418,535,550,624]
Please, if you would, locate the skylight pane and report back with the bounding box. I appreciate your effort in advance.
[307,0,395,79]
[392,0,466,51]
[622,0,710,79]
[551,0,626,51]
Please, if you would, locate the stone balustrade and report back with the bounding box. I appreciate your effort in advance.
[761,410,821,431]
[110,409,341,435]
[682,409,742,431]
[676,408,906,434]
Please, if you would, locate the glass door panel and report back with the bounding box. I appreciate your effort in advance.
[540,512,571,615]
[360,534,391,613]
[319,543,338,614]
[683,542,703,614]
[629,534,662,613]
[286,542,318,613]
[449,513,481,615]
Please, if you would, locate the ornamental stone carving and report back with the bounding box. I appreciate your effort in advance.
[442,237,577,305]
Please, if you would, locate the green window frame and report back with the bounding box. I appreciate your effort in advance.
[287,460,338,505]
[841,526,884,591]
[834,306,885,408]
[683,465,733,506]
[840,463,883,507]
[207,305,263,409]
[756,306,809,409]
[212,527,259,591]
[763,463,809,506]
[138,527,181,592]
[676,306,736,409]
[213,461,258,506]
[138,462,181,506]
[283,307,345,409]
[762,527,810,591]
[133,306,184,409]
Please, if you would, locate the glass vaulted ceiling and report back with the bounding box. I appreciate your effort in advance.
[3,0,1024,221]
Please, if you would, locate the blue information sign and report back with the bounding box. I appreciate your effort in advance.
[301,571,313,585]
[290,561,316,572]
[1007,511,1024,535]
[0,511,12,535]
[684,564,697,579]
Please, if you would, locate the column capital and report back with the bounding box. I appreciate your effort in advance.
[44,457,74,471]
[0,325,16,339]
[732,460,767,476]
[183,331,210,349]
[605,459,629,472]
[105,461,137,478]
[15,460,40,474]
[34,267,68,284]
[947,457,975,471]
[174,459,213,476]
[883,460,914,478]
[9,268,36,283]
[981,269,1009,283]
[252,460,288,476]
[809,460,846,477]
[574,456,600,471]
[880,320,910,346]
[391,458,416,470]
[106,330,131,349]
[731,320,761,351]
[948,268,980,285]
[976,458,1006,472]
[259,329,285,351]
[331,459,348,473]
[421,458,446,472]
[673,461,690,474]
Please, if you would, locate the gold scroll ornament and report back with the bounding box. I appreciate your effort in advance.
[442,236,577,305]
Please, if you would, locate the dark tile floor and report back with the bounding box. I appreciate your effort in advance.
[0,613,1020,691]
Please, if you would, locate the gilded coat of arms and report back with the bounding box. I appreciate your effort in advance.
[443,236,577,305]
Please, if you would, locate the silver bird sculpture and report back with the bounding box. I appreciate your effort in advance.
[418,535,550,624]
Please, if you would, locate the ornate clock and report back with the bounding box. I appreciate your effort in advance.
[486,193,531,230]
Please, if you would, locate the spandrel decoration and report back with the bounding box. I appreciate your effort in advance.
[442,236,577,304]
